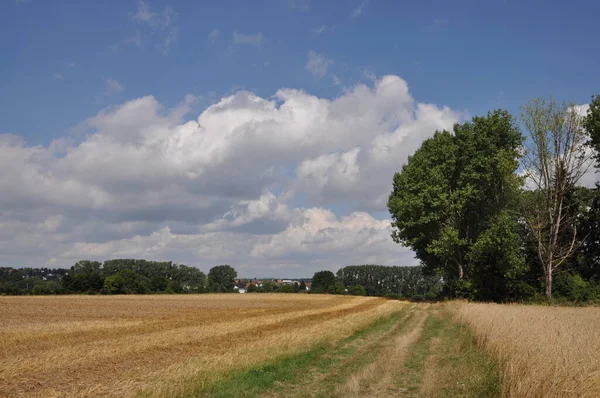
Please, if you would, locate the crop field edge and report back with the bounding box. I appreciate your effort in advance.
[178,304,502,398]
[172,306,414,398]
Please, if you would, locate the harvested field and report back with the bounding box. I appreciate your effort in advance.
[452,303,600,398]
[0,294,404,398]
[13,296,592,398]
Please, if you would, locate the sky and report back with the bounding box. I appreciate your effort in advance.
[1,0,599,277]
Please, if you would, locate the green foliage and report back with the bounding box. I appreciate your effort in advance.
[577,188,600,282]
[469,212,529,301]
[388,110,525,300]
[423,291,438,302]
[385,292,402,300]
[411,294,425,302]
[103,274,124,294]
[347,285,366,296]
[0,267,69,295]
[337,265,441,298]
[584,95,600,168]
[62,261,104,293]
[299,281,307,291]
[332,281,346,295]
[246,283,259,293]
[279,284,295,293]
[260,280,277,292]
[0,259,210,295]
[31,281,63,295]
[311,270,336,293]
[554,272,600,302]
[208,265,237,293]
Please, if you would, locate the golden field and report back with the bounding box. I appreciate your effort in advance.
[4,296,600,398]
[452,302,600,398]
[0,294,404,398]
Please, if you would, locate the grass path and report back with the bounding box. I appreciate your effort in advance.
[191,303,500,398]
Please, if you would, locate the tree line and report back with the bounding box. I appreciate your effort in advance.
[0,262,316,296]
[1,259,436,300]
[388,95,600,302]
[302,266,439,301]
[1,261,236,295]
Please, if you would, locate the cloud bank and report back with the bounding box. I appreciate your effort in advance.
[0,76,461,276]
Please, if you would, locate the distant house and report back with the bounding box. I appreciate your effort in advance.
[305,282,312,291]
[238,287,246,294]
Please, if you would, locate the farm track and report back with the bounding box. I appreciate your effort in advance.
[338,308,428,397]
[258,304,430,398]
[0,295,401,398]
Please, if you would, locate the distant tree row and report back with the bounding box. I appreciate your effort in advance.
[0,267,69,295]
[308,266,440,301]
[0,261,240,295]
[388,95,600,302]
[245,280,309,293]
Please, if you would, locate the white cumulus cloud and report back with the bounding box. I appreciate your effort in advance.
[0,75,461,276]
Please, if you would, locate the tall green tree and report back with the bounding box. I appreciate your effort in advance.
[311,270,336,293]
[208,265,237,293]
[388,110,524,299]
[61,261,104,293]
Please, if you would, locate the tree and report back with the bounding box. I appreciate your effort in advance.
[118,269,146,294]
[104,274,124,294]
[299,281,307,291]
[584,95,600,167]
[311,270,336,293]
[61,261,104,293]
[469,212,531,301]
[388,110,524,298]
[521,98,593,298]
[576,188,600,282]
[174,265,207,293]
[246,283,259,293]
[208,265,237,293]
[261,280,277,292]
[279,284,295,293]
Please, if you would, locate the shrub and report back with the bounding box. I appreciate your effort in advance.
[385,293,402,300]
[279,285,295,293]
[347,285,366,296]
[412,294,425,302]
[424,291,438,302]
[555,273,599,302]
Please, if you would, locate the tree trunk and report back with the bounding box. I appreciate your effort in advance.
[545,269,552,299]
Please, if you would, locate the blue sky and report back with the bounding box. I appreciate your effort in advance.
[0,0,599,276]
[3,0,598,145]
